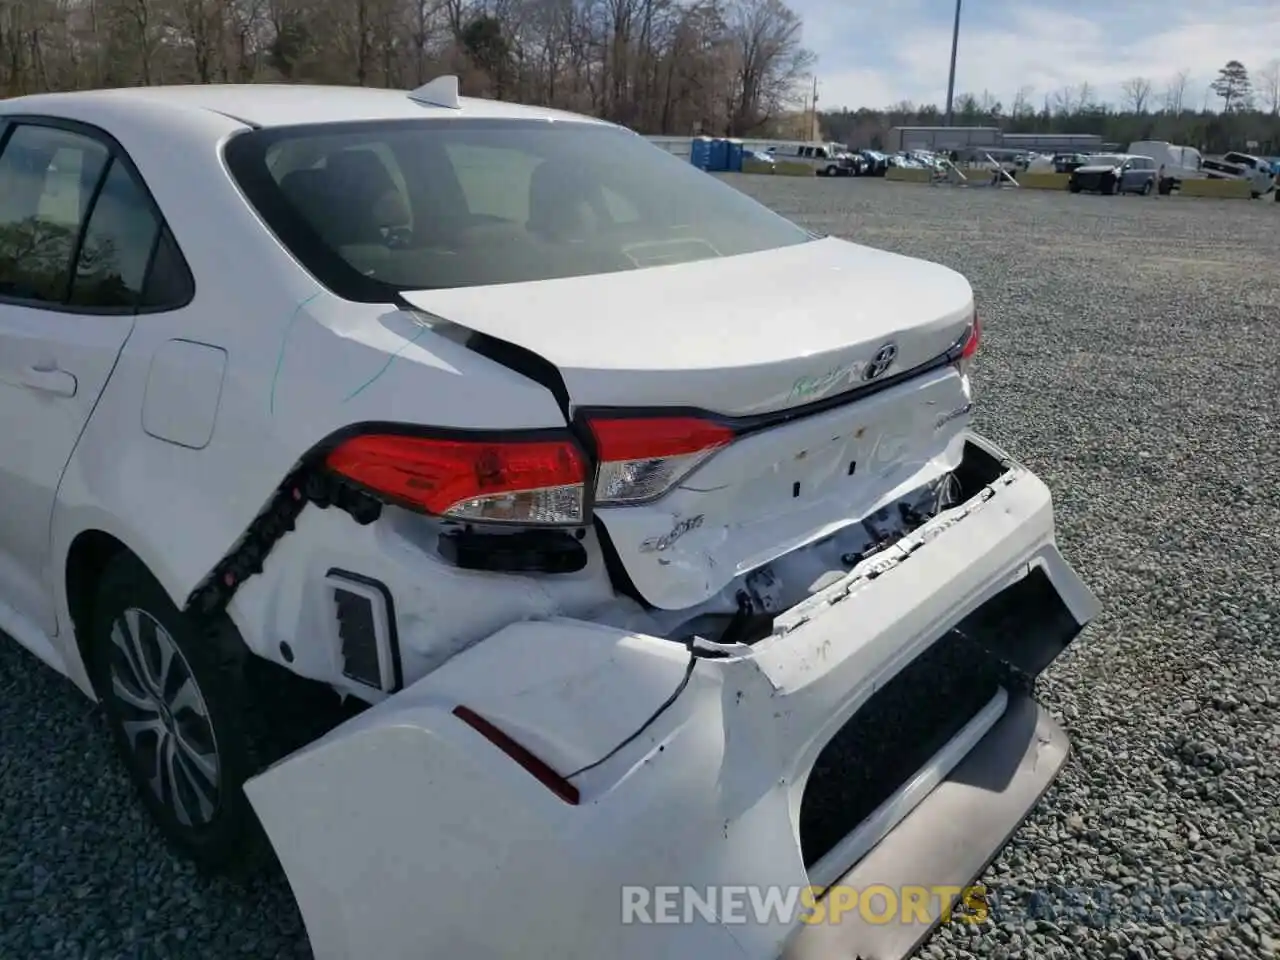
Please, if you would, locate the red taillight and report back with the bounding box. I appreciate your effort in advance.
[587,416,735,505]
[452,706,581,805]
[961,313,981,359]
[325,433,587,525]
[956,312,980,377]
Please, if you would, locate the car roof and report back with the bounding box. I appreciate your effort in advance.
[0,83,610,131]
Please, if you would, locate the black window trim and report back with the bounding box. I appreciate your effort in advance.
[0,113,196,316]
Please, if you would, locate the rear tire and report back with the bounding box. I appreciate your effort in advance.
[825,165,837,177]
[1069,182,1081,194]
[1141,180,1152,196]
[88,553,266,872]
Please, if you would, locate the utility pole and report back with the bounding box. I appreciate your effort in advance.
[944,0,963,125]
[811,76,819,139]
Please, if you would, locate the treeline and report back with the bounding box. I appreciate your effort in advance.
[822,66,1280,155]
[0,0,813,135]
[2,1,1276,152]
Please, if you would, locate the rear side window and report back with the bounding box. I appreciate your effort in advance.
[0,120,194,312]
[139,226,195,309]
[224,118,812,302]
[68,159,160,307]
[0,124,109,302]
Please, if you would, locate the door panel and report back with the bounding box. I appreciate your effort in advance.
[0,121,153,633]
[0,308,135,630]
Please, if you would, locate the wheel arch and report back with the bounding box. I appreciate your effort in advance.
[57,520,209,699]
[62,528,143,698]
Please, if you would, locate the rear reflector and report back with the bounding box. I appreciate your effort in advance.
[452,706,581,805]
[325,433,587,525]
[587,416,734,505]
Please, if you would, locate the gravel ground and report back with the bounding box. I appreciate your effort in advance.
[2,179,1277,959]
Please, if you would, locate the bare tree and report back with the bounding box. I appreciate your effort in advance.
[724,0,813,134]
[1120,76,1151,114]
[1049,83,1094,116]
[1074,81,1095,112]
[1257,58,1280,115]
[1162,68,1189,113]
[1050,87,1076,115]
[1010,84,1034,118]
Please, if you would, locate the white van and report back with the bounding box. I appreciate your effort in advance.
[1126,141,1204,193]
[763,141,856,176]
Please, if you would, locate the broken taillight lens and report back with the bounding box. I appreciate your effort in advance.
[325,432,587,525]
[587,416,735,505]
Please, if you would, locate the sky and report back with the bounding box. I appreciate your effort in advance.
[792,0,1280,112]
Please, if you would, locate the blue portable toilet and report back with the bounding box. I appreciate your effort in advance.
[725,139,745,172]
[708,138,730,172]
[690,137,713,170]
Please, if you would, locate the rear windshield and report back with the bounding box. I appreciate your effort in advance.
[223,118,812,301]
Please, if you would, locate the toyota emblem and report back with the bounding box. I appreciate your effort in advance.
[862,342,898,381]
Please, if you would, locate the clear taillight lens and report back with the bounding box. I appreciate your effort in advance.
[587,416,735,505]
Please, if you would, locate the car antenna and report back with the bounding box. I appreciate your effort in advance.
[407,75,461,110]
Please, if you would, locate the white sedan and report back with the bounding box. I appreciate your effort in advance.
[0,78,1099,959]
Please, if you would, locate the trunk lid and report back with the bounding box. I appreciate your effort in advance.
[401,236,977,610]
[400,236,973,417]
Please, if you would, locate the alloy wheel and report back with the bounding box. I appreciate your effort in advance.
[107,608,221,827]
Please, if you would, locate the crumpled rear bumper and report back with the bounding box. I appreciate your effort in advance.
[243,433,1099,960]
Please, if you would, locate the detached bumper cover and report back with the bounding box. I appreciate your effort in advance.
[782,696,1068,960]
[243,433,1099,960]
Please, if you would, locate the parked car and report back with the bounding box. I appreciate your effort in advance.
[838,150,867,175]
[1116,155,1159,195]
[1052,153,1090,175]
[859,149,889,176]
[0,78,1098,960]
[1068,154,1157,195]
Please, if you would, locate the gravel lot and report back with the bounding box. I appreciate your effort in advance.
[2,179,1277,959]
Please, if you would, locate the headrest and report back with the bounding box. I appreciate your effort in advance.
[526,160,595,241]
[278,154,407,246]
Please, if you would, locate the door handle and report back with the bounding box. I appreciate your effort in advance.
[20,364,78,397]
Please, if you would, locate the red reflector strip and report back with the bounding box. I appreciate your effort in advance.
[452,705,581,805]
[588,416,735,462]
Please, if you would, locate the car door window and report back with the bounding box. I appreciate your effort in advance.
[68,158,161,308]
[0,124,109,303]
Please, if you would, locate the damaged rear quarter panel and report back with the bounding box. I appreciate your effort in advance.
[51,278,567,684]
